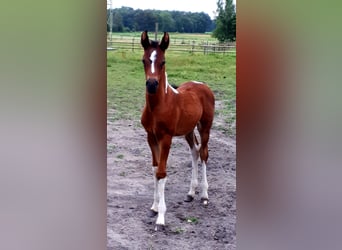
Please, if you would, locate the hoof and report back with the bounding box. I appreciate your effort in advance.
[154,224,166,232]
[148,209,158,217]
[184,195,194,202]
[201,198,209,206]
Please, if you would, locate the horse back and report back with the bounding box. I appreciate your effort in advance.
[178,81,215,114]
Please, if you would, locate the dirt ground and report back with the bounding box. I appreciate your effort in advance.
[107,102,236,250]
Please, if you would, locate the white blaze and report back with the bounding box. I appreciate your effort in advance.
[150,50,157,74]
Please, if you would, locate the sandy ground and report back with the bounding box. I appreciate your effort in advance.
[107,102,236,250]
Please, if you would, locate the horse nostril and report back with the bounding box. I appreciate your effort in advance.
[146,79,158,86]
[146,79,159,94]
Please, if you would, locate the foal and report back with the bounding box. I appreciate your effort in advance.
[140,31,215,229]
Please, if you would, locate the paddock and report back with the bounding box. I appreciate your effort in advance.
[107,35,236,248]
[107,110,236,249]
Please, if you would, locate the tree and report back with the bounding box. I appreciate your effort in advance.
[108,7,215,33]
[212,0,236,42]
[110,10,123,32]
[190,12,212,33]
[134,9,157,31]
[119,7,135,31]
[158,11,176,32]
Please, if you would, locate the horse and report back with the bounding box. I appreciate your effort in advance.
[140,31,215,230]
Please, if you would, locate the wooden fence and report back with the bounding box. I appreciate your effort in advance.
[107,37,236,55]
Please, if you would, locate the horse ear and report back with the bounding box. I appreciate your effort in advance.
[160,32,169,51]
[141,30,150,50]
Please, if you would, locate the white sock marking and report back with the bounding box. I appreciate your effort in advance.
[156,177,167,225]
[151,167,159,212]
[201,161,209,200]
[150,50,157,74]
[188,146,199,197]
[194,142,201,152]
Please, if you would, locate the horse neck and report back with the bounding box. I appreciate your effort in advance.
[145,72,168,111]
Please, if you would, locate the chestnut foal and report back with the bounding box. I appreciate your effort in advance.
[140,31,215,229]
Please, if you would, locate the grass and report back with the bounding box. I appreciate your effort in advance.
[116,154,124,159]
[107,46,235,135]
[172,227,185,234]
[186,216,199,224]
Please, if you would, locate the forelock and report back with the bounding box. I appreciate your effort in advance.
[150,40,159,48]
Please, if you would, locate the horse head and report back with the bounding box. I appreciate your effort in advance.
[141,31,169,94]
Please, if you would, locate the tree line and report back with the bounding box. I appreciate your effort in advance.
[107,7,214,33]
[213,0,236,42]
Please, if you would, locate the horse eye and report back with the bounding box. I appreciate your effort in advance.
[161,61,166,67]
[142,59,146,65]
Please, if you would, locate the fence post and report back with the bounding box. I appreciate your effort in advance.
[191,40,195,53]
[132,37,135,52]
[155,22,158,41]
[205,40,209,55]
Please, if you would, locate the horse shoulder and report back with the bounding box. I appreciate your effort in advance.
[180,82,215,104]
[141,108,154,132]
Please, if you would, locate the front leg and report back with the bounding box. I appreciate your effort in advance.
[185,145,199,202]
[155,134,172,227]
[147,132,159,166]
[147,132,160,216]
[150,167,159,216]
[155,177,167,229]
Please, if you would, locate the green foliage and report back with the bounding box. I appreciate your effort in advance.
[212,0,236,42]
[107,8,213,33]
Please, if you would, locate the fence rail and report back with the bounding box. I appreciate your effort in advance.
[107,38,236,55]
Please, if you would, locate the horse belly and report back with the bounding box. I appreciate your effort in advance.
[174,109,201,135]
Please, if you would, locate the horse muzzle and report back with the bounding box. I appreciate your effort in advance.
[146,78,159,94]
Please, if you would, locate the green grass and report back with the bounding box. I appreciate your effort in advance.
[116,154,124,159]
[172,227,185,234]
[107,48,236,134]
[186,216,199,224]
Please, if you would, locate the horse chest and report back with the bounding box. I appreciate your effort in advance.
[142,109,177,135]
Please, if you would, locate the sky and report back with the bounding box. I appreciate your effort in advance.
[108,0,236,19]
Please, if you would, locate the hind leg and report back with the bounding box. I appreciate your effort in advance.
[184,131,200,202]
[200,160,209,205]
[199,128,211,205]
